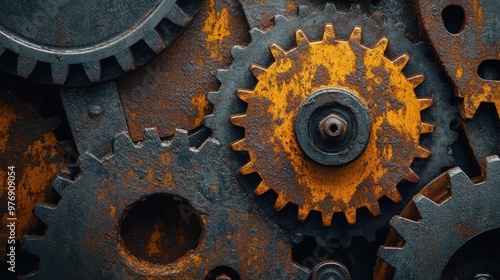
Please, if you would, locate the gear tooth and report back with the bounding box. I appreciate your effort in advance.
[207,91,219,105]
[408,74,425,88]
[51,63,69,85]
[392,53,410,70]
[448,168,474,197]
[230,114,246,127]
[215,69,229,83]
[274,15,287,25]
[249,64,267,79]
[404,168,421,183]
[390,216,419,241]
[144,128,161,144]
[349,3,362,15]
[413,194,437,219]
[24,236,45,257]
[254,181,270,195]
[373,38,388,54]
[295,30,310,47]
[274,194,288,211]
[171,129,190,147]
[344,208,357,225]
[386,189,403,203]
[17,56,37,78]
[323,24,336,42]
[418,98,434,110]
[298,5,311,16]
[79,152,103,170]
[231,138,248,151]
[52,176,71,195]
[322,211,334,227]
[378,246,403,268]
[240,161,256,175]
[113,132,132,152]
[143,30,166,54]
[249,28,265,41]
[230,46,245,60]
[296,206,309,222]
[416,146,431,159]
[236,89,253,101]
[201,138,220,151]
[165,4,191,27]
[366,202,381,217]
[420,123,436,134]
[323,2,338,13]
[460,98,482,119]
[269,43,286,59]
[35,204,56,224]
[115,49,135,72]
[483,156,500,182]
[82,61,102,83]
[349,27,362,42]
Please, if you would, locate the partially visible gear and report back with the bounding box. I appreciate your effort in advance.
[24,129,307,279]
[414,0,500,119]
[376,155,500,279]
[230,24,434,226]
[0,0,203,86]
[206,2,458,245]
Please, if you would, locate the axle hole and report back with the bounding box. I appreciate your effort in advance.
[205,266,241,280]
[329,124,340,134]
[119,193,202,264]
[478,60,500,81]
[442,5,465,34]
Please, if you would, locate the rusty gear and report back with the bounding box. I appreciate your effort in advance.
[0,0,203,86]
[230,24,434,226]
[206,2,458,245]
[414,0,500,119]
[23,129,307,279]
[376,155,500,279]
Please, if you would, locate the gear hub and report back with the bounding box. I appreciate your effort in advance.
[230,24,435,226]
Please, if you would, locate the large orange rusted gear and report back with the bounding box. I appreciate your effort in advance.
[230,24,435,226]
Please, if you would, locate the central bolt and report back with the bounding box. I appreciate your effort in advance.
[320,114,347,140]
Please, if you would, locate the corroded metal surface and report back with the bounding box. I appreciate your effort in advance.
[415,0,500,119]
[24,130,307,279]
[376,156,500,279]
[230,24,434,226]
[0,0,203,86]
[117,0,249,141]
[207,2,457,246]
[0,85,66,263]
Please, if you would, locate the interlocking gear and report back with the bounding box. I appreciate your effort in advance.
[23,129,306,279]
[0,0,202,86]
[376,155,500,279]
[230,24,434,226]
[206,2,458,245]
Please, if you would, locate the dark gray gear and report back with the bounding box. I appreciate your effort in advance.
[0,0,202,86]
[23,129,307,279]
[205,1,458,246]
[377,155,500,279]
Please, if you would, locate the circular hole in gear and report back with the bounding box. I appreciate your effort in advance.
[478,60,500,81]
[442,5,465,34]
[119,193,202,264]
[441,228,500,279]
[205,266,241,280]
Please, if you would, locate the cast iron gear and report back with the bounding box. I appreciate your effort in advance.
[0,0,203,86]
[229,23,434,226]
[24,129,307,279]
[376,155,500,279]
[206,2,458,245]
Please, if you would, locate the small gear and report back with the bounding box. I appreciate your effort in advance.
[0,0,203,86]
[206,2,458,245]
[376,155,500,279]
[230,24,434,226]
[24,129,307,279]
